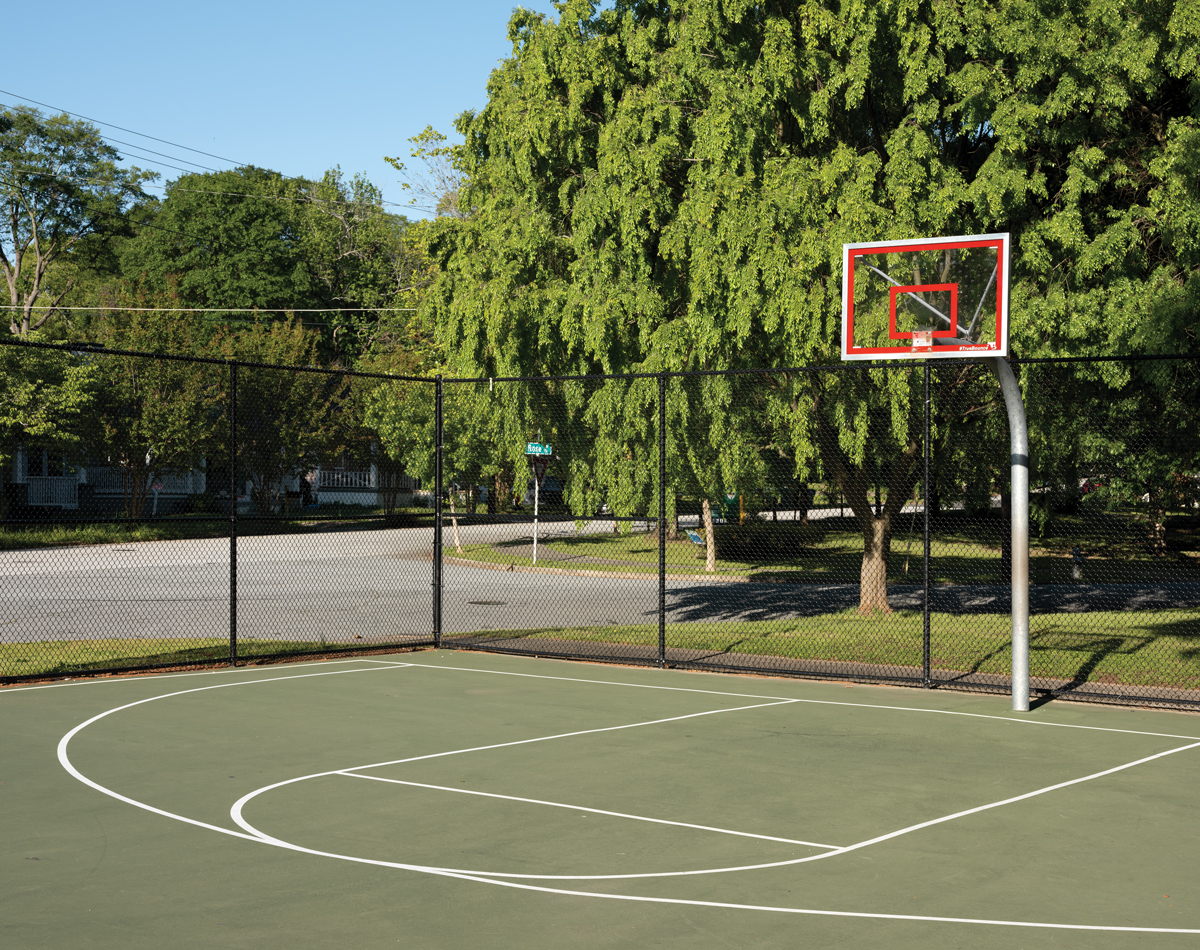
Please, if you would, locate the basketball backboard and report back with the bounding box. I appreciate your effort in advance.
[842,233,1010,360]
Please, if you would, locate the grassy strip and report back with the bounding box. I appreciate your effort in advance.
[452,608,1200,690]
[458,537,1200,585]
[0,638,356,678]
[468,521,1200,584]
[6,609,1199,690]
[0,507,439,552]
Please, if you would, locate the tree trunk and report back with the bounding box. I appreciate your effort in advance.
[1000,487,1012,580]
[1148,506,1167,557]
[859,514,892,614]
[702,497,716,573]
[493,469,511,513]
[448,488,463,554]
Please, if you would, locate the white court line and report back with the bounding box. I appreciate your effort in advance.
[339,772,840,849]
[233,736,1200,881]
[55,658,1200,932]
[55,664,413,841]
[227,698,801,836]
[3,655,404,692]
[206,829,1200,934]
[397,659,1200,741]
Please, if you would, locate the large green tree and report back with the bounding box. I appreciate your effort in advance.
[286,168,433,362]
[120,165,432,364]
[120,167,320,317]
[88,309,224,518]
[220,319,347,514]
[422,0,1200,610]
[1,105,152,336]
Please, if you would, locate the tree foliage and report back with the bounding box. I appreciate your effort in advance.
[220,319,347,514]
[88,310,224,519]
[119,167,319,317]
[0,339,95,468]
[417,0,1199,607]
[0,105,153,336]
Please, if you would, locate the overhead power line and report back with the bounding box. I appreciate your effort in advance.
[4,165,408,211]
[0,88,405,207]
[0,88,251,168]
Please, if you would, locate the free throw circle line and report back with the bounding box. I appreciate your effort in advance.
[228,810,1200,933]
[233,738,1200,881]
[338,771,841,848]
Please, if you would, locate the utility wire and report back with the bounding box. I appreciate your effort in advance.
[91,136,221,174]
[0,89,251,168]
[4,165,409,212]
[0,88,405,206]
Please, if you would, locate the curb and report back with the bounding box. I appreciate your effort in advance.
[442,556,752,583]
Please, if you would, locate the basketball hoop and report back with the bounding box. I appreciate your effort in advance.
[841,233,1009,360]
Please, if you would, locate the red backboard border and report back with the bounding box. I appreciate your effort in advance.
[842,233,1010,361]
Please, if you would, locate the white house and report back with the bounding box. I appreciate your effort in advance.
[4,445,421,513]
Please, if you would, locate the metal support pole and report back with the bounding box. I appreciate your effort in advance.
[987,357,1030,711]
[658,373,667,668]
[923,362,931,688]
[433,376,443,648]
[229,363,238,667]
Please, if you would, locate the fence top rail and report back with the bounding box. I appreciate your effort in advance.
[2,334,1195,384]
[0,336,431,382]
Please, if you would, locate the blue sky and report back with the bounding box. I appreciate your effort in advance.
[3,0,554,217]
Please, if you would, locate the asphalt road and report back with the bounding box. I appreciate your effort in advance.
[2,521,1197,645]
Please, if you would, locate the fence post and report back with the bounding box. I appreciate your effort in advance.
[658,372,667,668]
[433,375,443,648]
[229,362,238,667]
[923,362,931,687]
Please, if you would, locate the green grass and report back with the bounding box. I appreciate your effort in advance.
[0,507,436,552]
[0,637,368,678]
[455,517,1200,585]
[7,607,1200,690]
[452,607,1200,690]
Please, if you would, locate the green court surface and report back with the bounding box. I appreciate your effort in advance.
[5,651,1200,949]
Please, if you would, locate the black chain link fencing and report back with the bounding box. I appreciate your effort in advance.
[2,337,1197,709]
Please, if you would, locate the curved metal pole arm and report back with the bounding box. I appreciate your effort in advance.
[986,356,1030,711]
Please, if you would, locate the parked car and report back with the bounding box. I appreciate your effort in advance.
[519,476,564,509]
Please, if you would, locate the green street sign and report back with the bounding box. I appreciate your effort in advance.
[525,442,552,456]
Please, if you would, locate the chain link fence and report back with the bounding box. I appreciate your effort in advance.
[2,337,1197,708]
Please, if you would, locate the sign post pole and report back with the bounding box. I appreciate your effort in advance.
[525,443,552,568]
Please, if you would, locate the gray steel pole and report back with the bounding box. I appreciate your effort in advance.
[923,362,931,688]
[658,373,667,668]
[986,356,1029,711]
[229,362,238,667]
[433,376,443,647]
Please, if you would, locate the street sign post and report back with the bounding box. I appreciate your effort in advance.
[525,445,552,564]
[530,456,550,564]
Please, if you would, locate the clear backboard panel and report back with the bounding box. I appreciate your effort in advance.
[842,233,1010,360]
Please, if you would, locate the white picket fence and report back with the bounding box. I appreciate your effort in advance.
[26,476,79,508]
[318,468,373,489]
[85,468,203,495]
